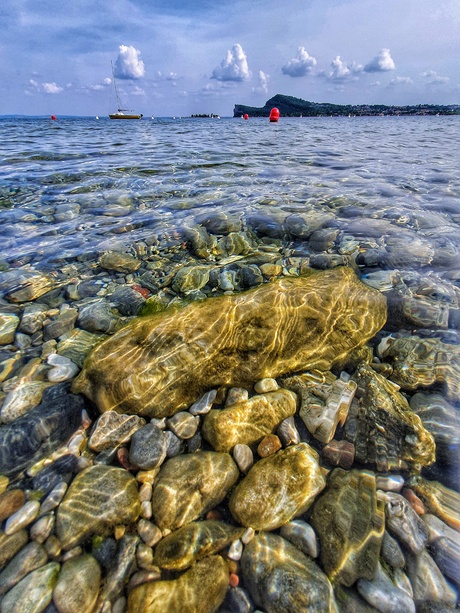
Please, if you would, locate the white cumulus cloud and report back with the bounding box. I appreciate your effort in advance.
[212,43,251,82]
[253,70,269,94]
[114,45,145,80]
[282,47,317,77]
[28,80,63,94]
[326,56,362,81]
[364,49,395,73]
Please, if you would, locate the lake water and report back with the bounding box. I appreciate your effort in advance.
[0,116,459,612]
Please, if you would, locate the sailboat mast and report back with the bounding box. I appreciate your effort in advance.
[111,61,122,111]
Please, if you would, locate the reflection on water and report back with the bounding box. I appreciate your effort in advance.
[0,116,459,612]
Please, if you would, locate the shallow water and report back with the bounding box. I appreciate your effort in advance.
[0,115,460,611]
[1,116,459,267]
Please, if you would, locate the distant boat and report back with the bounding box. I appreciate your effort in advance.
[109,61,143,120]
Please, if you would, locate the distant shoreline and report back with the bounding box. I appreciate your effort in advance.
[234,93,460,118]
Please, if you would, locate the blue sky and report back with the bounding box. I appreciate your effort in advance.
[1,0,459,116]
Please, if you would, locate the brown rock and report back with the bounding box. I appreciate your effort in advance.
[73,267,386,418]
[0,490,26,522]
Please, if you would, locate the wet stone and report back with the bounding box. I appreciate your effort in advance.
[19,304,48,335]
[77,300,120,334]
[151,451,239,531]
[110,285,146,316]
[32,454,78,496]
[241,532,336,613]
[164,430,184,457]
[229,443,325,531]
[1,562,60,612]
[280,519,319,558]
[99,251,141,273]
[202,389,297,452]
[0,381,50,424]
[322,439,355,470]
[406,476,460,532]
[257,433,282,457]
[380,491,429,554]
[171,265,210,294]
[57,328,106,369]
[0,530,29,571]
[43,309,78,341]
[128,423,168,470]
[56,465,141,550]
[52,554,101,613]
[310,468,385,587]
[5,500,40,534]
[154,520,245,571]
[232,443,254,474]
[0,382,84,478]
[218,586,253,613]
[276,415,300,446]
[0,541,48,595]
[357,561,416,613]
[166,411,199,439]
[254,377,278,393]
[406,549,457,608]
[127,555,229,613]
[88,411,146,452]
[0,490,26,522]
[91,537,118,573]
[0,270,56,303]
[188,389,217,415]
[381,530,406,569]
[46,354,79,383]
[0,314,19,345]
[74,267,387,419]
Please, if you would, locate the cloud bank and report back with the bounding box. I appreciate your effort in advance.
[282,47,317,77]
[114,45,145,80]
[212,44,251,82]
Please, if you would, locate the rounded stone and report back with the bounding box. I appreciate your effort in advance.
[0,314,19,345]
[0,561,60,613]
[166,412,199,440]
[0,489,26,523]
[129,423,167,470]
[257,434,282,458]
[56,465,141,550]
[229,443,326,531]
[52,554,101,613]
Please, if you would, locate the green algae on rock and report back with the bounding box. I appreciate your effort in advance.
[73,267,387,418]
[151,451,239,531]
[310,468,385,587]
[127,555,229,613]
[229,443,326,531]
[56,465,140,550]
[202,389,297,452]
[154,520,245,571]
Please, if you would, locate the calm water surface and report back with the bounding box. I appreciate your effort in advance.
[1,116,459,267]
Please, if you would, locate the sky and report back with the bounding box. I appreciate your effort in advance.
[1,0,459,117]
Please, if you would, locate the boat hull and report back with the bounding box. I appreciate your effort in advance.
[109,114,143,120]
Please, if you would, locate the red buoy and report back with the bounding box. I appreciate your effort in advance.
[269,108,280,122]
[243,114,249,120]
[50,115,57,121]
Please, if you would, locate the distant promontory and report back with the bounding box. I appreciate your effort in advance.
[233,94,460,118]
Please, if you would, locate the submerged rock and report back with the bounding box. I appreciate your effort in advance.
[310,468,385,587]
[73,267,387,418]
[377,335,460,401]
[127,555,229,613]
[241,532,336,612]
[202,389,297,452]
[56,465,140,550]
[151,451,239,531]
[229,443,325,531]
[406,476,460,531]
[344,362,435,471]
[154,520,245,571]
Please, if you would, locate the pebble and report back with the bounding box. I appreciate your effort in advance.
[0,561,60,613]
[128,423,167,470]
[0,314,19,345]
[276,416,300,446]
[189,389,217,415]
[53,554,101,613]
[242,527,255,545]
[228,539,244,561]
[44,535,62,559]
[39,482,68,515]
[280,520,319,558]
[0,489,26,522]
[257,434,282,457]
[0,381,49,424]
[88,411,146,452]
[166,411,199,439]
[137,519,162,548]
[357,562,416,613]
[232,443,254,474]
[225,387,249,407]
[5,500,40,535]
[406,549,457,608]
[0,541,48,595]
[380,491,429,554]
[381,530,406,569]
[0,530,29,570]
[30,514,55,544]
[46,353,79,382]
[254,378,279,393]
[376,474,405,492]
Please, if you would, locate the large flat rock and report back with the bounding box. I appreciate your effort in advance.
[73,267,386,418]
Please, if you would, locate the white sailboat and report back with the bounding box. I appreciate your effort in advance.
[109,61,143,120]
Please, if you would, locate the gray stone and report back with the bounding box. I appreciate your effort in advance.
[88,411,146,452]
[0,541,48,595]
[0,561,60,613]
[357,562,415,613]
[166,412,199,439]
[52,554,101,613]
[77,301,120,334]
[128,423,167,470]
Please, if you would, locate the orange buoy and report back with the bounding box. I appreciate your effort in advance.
[50,115,57,120]
[269,108,280,122]
[243,114,249,120]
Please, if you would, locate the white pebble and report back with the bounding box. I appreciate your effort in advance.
[227,539,243,561]
[254,378,279,393]
[189,390,217,415]
[141,501,152,520]
[226,387,249,407]
[5,500,40,534]
[242,527,255,544]
[139,482,152,502]
[30,513,55,544]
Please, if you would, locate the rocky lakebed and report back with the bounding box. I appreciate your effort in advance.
[0,207,459,613]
